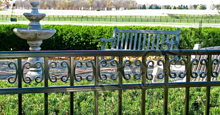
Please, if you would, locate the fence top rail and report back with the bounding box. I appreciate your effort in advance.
[0,49,220,58]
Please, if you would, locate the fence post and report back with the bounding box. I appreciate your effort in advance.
[164,54,169,115]
[17,58,22,115]
[206,55,212,115]
[70,57,74,115]
[44,57,49,115]
[95,56,99,115]
[185,55,191,115]
[118,56,123,115]
[141,56,146,115]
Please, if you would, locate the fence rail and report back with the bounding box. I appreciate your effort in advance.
[0,50,220,115]
[2,15,220,23]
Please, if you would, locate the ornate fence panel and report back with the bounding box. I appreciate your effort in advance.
[0,50,220,115]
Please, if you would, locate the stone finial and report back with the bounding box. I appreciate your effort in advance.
[30,2,39,14]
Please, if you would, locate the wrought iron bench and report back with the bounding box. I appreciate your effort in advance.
[100,27,181,55]
[99,27,181,81]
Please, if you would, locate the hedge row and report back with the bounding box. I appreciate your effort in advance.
[0,24,220,51]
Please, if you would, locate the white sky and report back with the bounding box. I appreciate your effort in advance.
[136,0,220,5]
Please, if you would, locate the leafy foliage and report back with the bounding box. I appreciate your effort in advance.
[0,25,220,51]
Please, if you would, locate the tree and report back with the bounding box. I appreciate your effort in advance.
[177,5,182,9]
[199,4,206,10]
[193,4,198,9]
[88,0,93,7]
[185,5,188,9]
[142,4,146,9]
[173,6,176,9]
[149,4,152,9]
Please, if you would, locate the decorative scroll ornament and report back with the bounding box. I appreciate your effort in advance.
[60,61,70,82]
[22,62,32,83]
[146,60,154,80]
[8,62,18,83]
[212,58,219,78]
[178,58,187,78]
[33,61,44,83]
[85,60,95,81]
[199,58,208,78]
[99,59,108,80]
[133,59,142,80]
[109,59,119,80]
[191,58,199,78]
[123,60,132,80]
[73,61,83,82]
[48,61,58,82]
[169,58,177,79]
[156,59,165,79]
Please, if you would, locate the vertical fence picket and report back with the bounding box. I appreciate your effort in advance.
[164,54,169,115]
[119,56,123,115]
[141,56,146,115]
[44,57,49,115]
[206,55,211,115]
[95,56,99,115]
[18,57,22,115]
[185,55,191,115]
[70,57,74,115]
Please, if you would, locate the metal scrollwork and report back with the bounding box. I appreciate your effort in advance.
[199,58,207,78]
[178,58,187,78]
[7,62,18,83]
[34,61,44,83]
[74,61,83,82]
[48,61,58,82]
[99,60,108,80]
[123,60,132,80]
[212,58,219,78]
[60,61,70,82]
[169,58,177,79]
[22,62,32,83]
[191,58,199,78]
[133,59,142,80]
[109,59,119,80]
[156,59,164,79]
[146,60,154,80]
[86,60,95,81]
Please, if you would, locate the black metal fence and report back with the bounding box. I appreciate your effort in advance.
[2,15,220,23]
[0,50,220,115]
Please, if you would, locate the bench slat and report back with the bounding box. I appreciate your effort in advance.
[138,33,142,50]
[120,33,125,49]
[111,27,117,49]
[151,34,156,50]
[116,32,120,49]
[133,33,138,50]
[129,33,133,50]
[142,33,147,50]
[124,33,129,50]
[161,34,165,50]
[170,34,175,50]
[166,34,170,50]
[156,34,160,50]
[147,34,151,50]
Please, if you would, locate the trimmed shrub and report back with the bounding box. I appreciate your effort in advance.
[0,24,220,51]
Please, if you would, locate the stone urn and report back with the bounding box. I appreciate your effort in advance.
[13,2,56,80]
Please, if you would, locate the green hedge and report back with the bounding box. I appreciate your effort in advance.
[0,24,220,51]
